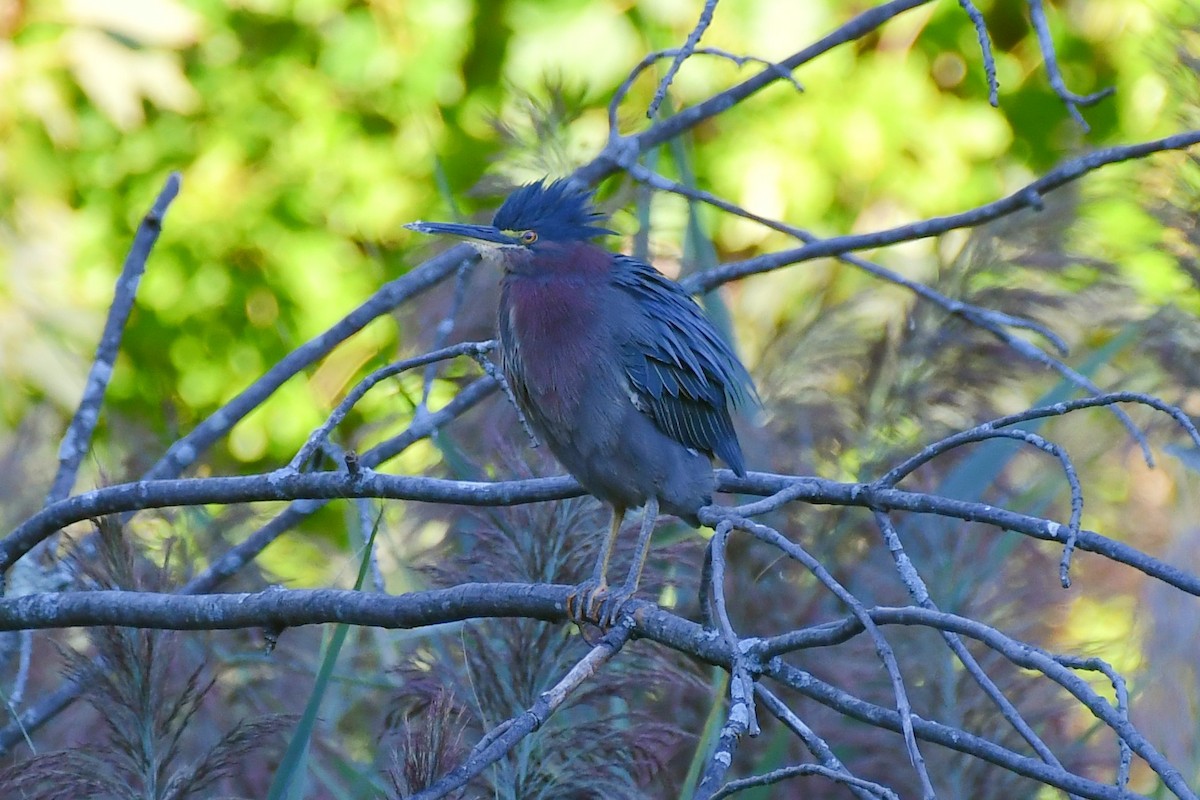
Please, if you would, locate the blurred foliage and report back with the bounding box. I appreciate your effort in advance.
[0,0,1191,466]
[2,0,1200,796]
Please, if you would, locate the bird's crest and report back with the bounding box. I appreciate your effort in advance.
[493,179,616,241]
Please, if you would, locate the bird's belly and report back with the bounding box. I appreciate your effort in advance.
[500,280,712,522]
[540,385,713,524]
[552,398,710,522]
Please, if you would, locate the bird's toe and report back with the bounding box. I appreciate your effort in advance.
[565,579,609,626]
[595,588,637,629]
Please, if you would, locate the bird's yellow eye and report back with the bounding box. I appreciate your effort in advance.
[519,230,538,245]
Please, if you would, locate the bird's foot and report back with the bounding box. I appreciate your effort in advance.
[565,579,609,626]
[594,585,638,630]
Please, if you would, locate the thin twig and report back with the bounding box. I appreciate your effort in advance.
[470,352,539,447]
[1028,0,1115,132]
[957,0,998,106]
[614,47,803,135]
[289,340,495,471]
[721,515,937,799]
[407,620,633,800]
[871,512,1084,800]
[711,763,899,800]
[755,685,886,800]
[875,426,1084,587]
[694,521,760,800]
[647,0,721,119]
[1056,653,1134,790]
[46,173,183,504]
[417,256,477,414]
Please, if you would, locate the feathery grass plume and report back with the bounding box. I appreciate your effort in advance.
[0,517,291,799]
[731,193,1117,795]
[485,79,590,187]
[385,467,703,798]
[384,688,468,798]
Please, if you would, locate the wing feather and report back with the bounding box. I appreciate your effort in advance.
[613,256,756,476]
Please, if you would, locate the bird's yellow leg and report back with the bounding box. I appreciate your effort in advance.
[597,496,659,628]
[592,506,624,585]
[565,505,624,623]
[619,496,658,595]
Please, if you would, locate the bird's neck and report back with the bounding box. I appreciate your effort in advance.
[502,240,611,281]
[500,247,613,423]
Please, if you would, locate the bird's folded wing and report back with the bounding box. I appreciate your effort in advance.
[612,257,755,476]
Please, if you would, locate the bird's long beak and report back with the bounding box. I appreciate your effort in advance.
[404,221,517,245]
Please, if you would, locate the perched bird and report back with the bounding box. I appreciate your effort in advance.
[407,179,756,623]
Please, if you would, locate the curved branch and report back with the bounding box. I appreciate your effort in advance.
[769,606,1191,799]
[1028,0,1115,132]
[876,426,1085,586]
[754,685,884,800]
[141,245,477,482]
[689,130,1200,291]
[0,585,1162,800]
[763,658,1152,800]
[646,0,719,119]
[8,471,1200,598]
[289,340,495,471]
[47,173,183,504]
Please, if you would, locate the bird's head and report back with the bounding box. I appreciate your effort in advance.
[405,179,615,266]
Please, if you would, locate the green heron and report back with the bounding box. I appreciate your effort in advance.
[407,179,755,624]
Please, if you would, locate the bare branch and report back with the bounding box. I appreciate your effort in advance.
[694,521,759,800]
[417,256,476,413]
[8,468,1200,598]
[647,0,720,119]
[958,0,998,106]
[47,172,183,504]
[613,47,804,135]
[142,245,479,481]
[1028,0,1116,132]
[755,685,886,800]
[690,130,1200,291]
[469,350,540,448]
[721,515,936,798]
[0,585,1169,800]
[711,763,898,800]
[289,340,496,471]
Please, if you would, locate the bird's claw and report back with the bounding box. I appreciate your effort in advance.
[565,579,608,625]
[594,588,635,630]
[566,580,638,630]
